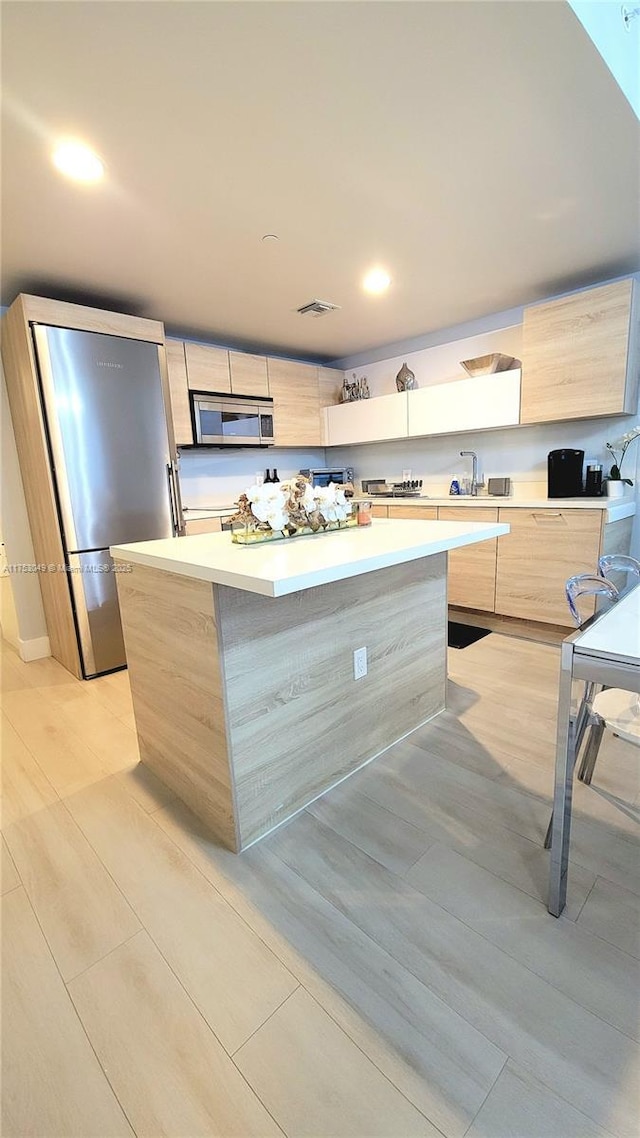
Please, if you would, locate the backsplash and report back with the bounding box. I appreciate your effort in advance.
[330,413,640,493]
[178,447,327,507]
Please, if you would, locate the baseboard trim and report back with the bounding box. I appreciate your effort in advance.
[19,635,51,662]
[448,606,569,646]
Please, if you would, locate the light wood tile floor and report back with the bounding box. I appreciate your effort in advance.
[1,634,639,1138]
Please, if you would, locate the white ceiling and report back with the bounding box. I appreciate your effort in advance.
[2,1,639,362]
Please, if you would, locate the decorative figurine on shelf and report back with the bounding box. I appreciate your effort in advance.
[341,373,371,402]
[395,362,417,391]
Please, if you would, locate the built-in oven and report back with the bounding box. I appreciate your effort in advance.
[191,392,274,447]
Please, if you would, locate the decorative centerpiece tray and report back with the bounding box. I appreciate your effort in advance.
[228,474,356,546]
[232,515,356,544]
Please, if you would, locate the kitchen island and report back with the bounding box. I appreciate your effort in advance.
[111,518,508,851]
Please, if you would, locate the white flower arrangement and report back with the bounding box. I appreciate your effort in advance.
[605,425,640,484]
[230,475,353,537]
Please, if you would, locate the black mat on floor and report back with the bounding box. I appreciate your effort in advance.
[447,622,491,649]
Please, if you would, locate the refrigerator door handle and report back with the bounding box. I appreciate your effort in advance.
[170,458,184,535]
[166,460,184,536]
[166,463,178,536]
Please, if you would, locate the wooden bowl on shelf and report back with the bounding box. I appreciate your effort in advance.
[460,353,516,376]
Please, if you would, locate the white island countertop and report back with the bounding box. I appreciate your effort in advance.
[111,518,509,598]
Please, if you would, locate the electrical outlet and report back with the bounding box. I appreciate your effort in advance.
[353,646,367,680]
[402,468,411,482]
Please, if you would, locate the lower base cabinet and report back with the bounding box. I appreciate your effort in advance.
[439,507,499,611]
[364,503,630,625]
[494,508,602,625]
[183,517,222,536]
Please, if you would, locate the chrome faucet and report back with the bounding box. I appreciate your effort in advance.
[460,450,483,496]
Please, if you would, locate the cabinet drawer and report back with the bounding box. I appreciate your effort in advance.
[495,508,602,625]
[438,507,498,611]
[388,505,438,520]
[229,351,269,397]
[370,505,389,518]
[183,517,222,535]
[185,343,231,393]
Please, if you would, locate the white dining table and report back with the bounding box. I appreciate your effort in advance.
[548,583,640,916]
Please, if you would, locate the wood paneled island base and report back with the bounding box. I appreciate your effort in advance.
[115,555,447,850]
[112,518,508,850]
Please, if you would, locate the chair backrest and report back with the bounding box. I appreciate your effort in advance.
[565,573,619,627]
[598,554,640,584]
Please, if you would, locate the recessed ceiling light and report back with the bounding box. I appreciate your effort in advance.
[363,267,391,295]
[262,233,279,242]
[52,139,104,184]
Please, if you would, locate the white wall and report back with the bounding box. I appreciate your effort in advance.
[1,363,50,659]
[342,324,524,399]
[178,446,328,507]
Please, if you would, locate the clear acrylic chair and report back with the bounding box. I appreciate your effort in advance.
[544,573,619,849]
[598,553,640,587]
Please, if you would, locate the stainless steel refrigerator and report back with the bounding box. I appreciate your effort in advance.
[33,324,182,678]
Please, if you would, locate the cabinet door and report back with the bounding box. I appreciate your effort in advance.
[318,366,344,444]
[495,508,602,625]
[185,342,231,393]
[165,340,193,446]
[267,358,321,446]
[325,393,408,446]
[183,517,222,535]
[521,279,637,423]
[438,506,498,611]
[229,351,269,397]
[408,371,521,438]
[387,505,438,519]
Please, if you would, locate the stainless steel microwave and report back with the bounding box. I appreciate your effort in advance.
[191,393,274,447]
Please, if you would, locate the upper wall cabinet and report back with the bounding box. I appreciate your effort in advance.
[407,370,521,438]
[267,358,322,446]
[521,278,639,424]
[228,350,269,397]
[184,342,232,393]
[325,392,409,446]
[165,339,194,446]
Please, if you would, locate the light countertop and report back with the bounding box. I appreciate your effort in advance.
[356,496,636,522]
[111,518,509,598]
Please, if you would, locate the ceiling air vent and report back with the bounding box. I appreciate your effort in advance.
[296,299,341,318]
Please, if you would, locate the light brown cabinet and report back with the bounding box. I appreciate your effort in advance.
[228,351,269,397]
[387,505,439,520]
[183,517,223,536]
[267,358,322,447]
[184,342,231,393]
[165,339,193,445]
[495,508,602,625]
[370,505,389,518]
[521,278,638,424]
[439,506,499,611]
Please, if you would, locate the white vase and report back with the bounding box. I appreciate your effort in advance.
[606,480,626,498]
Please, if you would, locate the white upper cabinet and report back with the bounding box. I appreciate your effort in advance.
[324,392,409,446]
[407,370,521,438]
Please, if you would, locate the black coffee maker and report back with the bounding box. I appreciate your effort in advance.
[547,449,584,498]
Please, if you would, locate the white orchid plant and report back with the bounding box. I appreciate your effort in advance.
[230,475,354,537]
[605,425,640,485]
